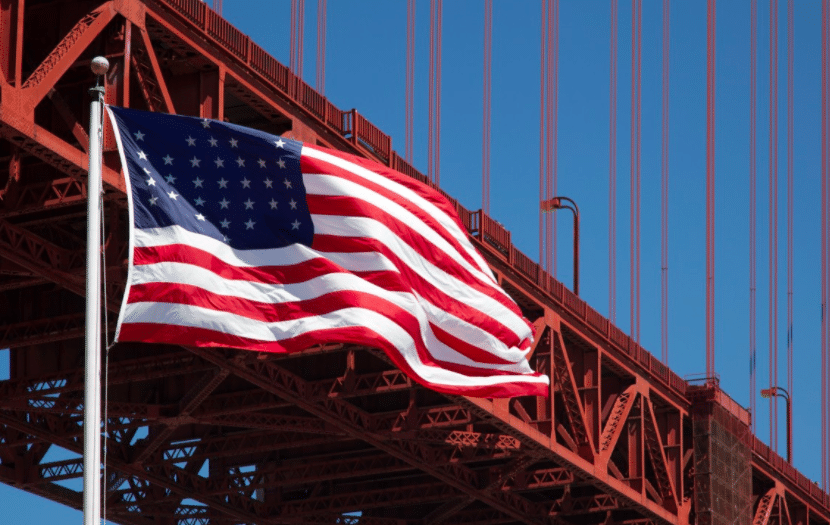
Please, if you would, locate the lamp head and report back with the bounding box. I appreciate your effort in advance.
[540,197,563,212]
[760,387,776,398]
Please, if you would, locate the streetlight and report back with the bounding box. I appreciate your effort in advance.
[761,386,792,464]
[541,196,580,295]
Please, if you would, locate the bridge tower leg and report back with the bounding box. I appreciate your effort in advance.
[690,388,753,525]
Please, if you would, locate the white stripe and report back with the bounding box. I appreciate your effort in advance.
[303,173,504,297]
[134,225,397,273]
[130,260,532,371]
[122,302,548,388]
[302,145,496,280]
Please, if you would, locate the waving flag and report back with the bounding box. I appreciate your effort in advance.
[107,106,548,398]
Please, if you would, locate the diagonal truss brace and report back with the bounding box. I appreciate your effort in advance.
[642,396,678,511]
[189,347,552,524]
[20,3,117,109]
[552,328,596,460]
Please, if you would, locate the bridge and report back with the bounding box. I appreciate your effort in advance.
[0,0,828,523]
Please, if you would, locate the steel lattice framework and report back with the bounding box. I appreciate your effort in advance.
[1,1,829,524]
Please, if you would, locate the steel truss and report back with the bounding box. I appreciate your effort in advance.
[1,1,830,524]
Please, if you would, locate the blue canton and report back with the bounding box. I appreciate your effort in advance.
[108,106,314,250]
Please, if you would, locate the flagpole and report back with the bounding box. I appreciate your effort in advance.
[83,56,108,525]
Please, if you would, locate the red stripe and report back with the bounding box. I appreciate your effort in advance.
[119,322,547,398]
[133,243,407,292]
[127,281,519,369]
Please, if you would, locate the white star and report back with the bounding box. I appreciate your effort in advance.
[143,167,152,175]
[147,177,156,186]
[269,199,278,209]
[201,119,211,128]
[241,177,251,189]
[219,197,230,209]
[245,219,256,230]
[214,157,224,168]
[186,136,196,146]
[168,191,178,200]
[192,177,204,188]
[258,159,266,168]
[236,157,245,167]
[196,213,206,221]
[194,197,205,206]
[289,199,298,210]
[229,138,238,148]
[163,155,174,165]
[275,138,285,148]
[190,157,201,167]
[277,158,286,169]
[209,137,218,147]
[291,219,301,230]
[148,196,158,206]
[134,130,145,141]
[244,199,254,210]
[264,178,273,188]
[283,178,292,189]
[165,174,176,184]
[138,150,148,160]
[223,235,230,242]
[217,178,228,189]
[220,218,231,229]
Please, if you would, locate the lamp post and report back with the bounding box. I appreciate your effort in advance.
[541,196,580,295]
[761,386,792,464]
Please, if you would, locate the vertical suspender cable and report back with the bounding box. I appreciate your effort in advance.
[539,0,546,269]
[546,0,554,275]
[661,0,670,364]
[538,0,557,277]
[823,0,829,491]
[428,0,435,184]
[436,0,442,187]
[483,0,492,214]
[786,0,794,461]
[610,0,618,322]
[298,0,305,79]
[290,0,305,78]
[406,0,416,163]
[631,0,642,343]
[290,0,297,74]
[750,0,758,434]
[706,0,716,380]
[636,0,642,343]
[316,0,326,94]
[631,0,636,340]
[770,0,780,452]
[428,0,442,185]
[552,0,559,278]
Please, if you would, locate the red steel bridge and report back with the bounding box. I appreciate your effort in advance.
[0,1,828,524]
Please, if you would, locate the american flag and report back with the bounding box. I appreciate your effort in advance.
[107,106,548,398]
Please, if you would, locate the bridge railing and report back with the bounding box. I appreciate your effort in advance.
[752,435,830,507]
[152,0,830,509]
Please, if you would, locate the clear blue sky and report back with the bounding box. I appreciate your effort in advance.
[4,0,827,521]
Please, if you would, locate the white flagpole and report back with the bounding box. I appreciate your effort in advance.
[83,56,108,525]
